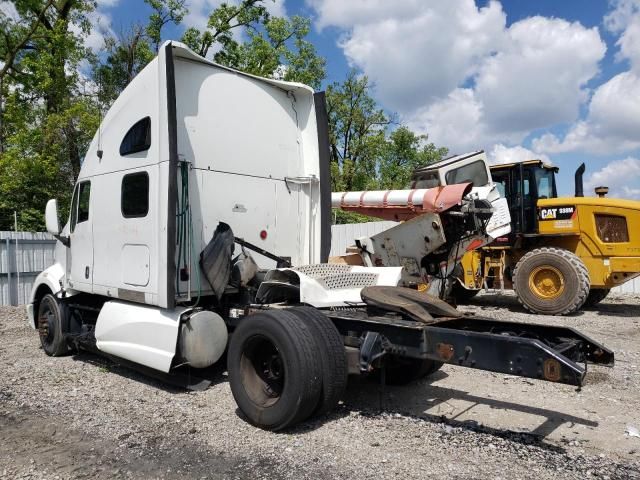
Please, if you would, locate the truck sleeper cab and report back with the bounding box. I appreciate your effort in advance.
[28,42,613,431]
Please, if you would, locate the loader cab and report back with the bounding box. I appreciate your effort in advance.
[490,160,558,241]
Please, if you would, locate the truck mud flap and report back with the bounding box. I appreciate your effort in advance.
[421,317,614,387]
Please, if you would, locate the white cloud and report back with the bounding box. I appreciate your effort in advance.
[616,16,640,72]
[0,1,18,20]
[604,0,640,32]
[474,17,604,134]
[532,1,640,156]
[489,144,550,165]
[324,0,506,112]
[309,1,605,156]
[584,157,640,199]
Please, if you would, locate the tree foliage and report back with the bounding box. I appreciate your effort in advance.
[327,71,447,223]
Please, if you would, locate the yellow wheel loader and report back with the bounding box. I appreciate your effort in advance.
[412,159,640,315]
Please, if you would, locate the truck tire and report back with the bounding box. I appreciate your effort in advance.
[37,294,69,357]
[584,288,610,307]
[513,247,589,315]
[227,310,322,430]
[451,281,480,303]
[287,307,348,416]
[383,356,443,386]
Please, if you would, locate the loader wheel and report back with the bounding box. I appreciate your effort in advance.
[37,294,69,357]
[584,288,610,307]
[227,310,322,430]
[513,247,589,315]
[287,307,348,416]
[451,281,480,303]
[383,356,443,386]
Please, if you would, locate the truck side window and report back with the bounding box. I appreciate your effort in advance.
[71,181,91,232]
[120,117,151,156]
[121,172,149,218]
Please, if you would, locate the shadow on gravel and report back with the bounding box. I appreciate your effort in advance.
[336,372,597,454]
[71,351,229,393]
[586,302,640,318]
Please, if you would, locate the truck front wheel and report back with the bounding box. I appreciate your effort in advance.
[513,247,589,315]
[37,294,69,357]
[227,310,322,430]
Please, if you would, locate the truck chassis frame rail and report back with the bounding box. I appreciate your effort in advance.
[328,310,614,387]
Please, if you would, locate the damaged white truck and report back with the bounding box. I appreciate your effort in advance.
[28,42,613,431]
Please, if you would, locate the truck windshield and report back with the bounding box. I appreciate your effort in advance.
[445,160,489,187]
[535,168,556,199]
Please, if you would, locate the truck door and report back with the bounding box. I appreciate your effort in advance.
[68,180,94,291]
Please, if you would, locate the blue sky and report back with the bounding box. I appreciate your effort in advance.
[95,0,640,198]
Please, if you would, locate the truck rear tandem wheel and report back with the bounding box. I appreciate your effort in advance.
[227,310,323,430]
[513,247,590,315]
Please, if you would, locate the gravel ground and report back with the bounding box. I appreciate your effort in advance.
[1,293,640,480]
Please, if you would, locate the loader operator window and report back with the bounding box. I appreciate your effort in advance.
[71,181,91,233]
[120,117,151,156]
[121,172,149,218]
[445,160,488,187]
[534,169,556,199]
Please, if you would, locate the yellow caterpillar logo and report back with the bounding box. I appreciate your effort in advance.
[540,208,557,219]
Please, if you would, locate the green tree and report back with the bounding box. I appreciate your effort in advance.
[145,0,187,53]
[378,126,447,190]
[181,1,325,89]
[326,72,448,224]
[0,0,100,230]
[326,70,391,192]
[93,25,155,105]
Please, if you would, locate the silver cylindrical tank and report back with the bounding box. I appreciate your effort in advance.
[179,310,228,368]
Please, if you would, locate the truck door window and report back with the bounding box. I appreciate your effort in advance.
[121,172,149,218]
[120,117,151,156]
[445,160,488,186]
[71,181,91,232]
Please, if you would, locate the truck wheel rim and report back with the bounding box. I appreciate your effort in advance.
[38,304,54,345]
[240,335,285,408]
[529,265,565,299]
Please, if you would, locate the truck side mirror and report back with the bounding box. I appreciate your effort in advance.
[45,199,61,235]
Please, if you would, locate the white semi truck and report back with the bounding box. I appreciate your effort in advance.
[28,42,613,431]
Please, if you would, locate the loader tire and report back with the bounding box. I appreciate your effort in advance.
[451,281,480,303]
[287,307,348,416]
[584,288,610,307]
[227,310,322,431]
[383,356,443,386]
[513,247,589,315]
[37,294,69,357]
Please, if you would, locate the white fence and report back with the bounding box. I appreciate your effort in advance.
[0,232,56,306]
[0,226,637,306]
[330,221,398,257]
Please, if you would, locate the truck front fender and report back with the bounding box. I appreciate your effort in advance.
[26,263,66,329]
